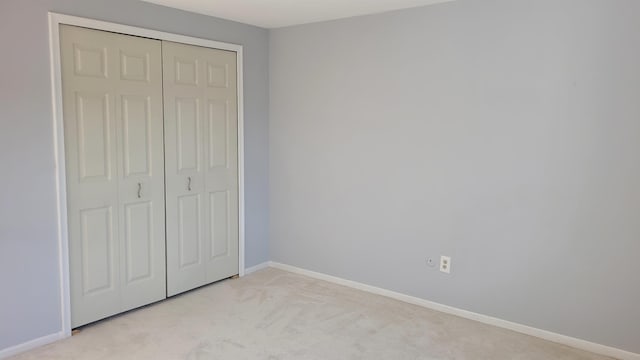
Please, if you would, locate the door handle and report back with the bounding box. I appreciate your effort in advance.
[137,183,142,198]
[187,177,192,191]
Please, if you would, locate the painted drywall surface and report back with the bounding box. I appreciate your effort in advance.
[0,0,268,351]
[270,0,640,353]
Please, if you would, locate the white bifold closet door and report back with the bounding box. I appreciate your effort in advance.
[61,25,166,327]
[163,41,239,297]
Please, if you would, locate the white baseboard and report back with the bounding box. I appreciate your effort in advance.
[244,261,271,275]
[269,262,639,360]
[0,331,66,359]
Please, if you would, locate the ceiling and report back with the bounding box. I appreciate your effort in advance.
[139,0,454,29]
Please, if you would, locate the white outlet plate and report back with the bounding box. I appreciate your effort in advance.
[440,256,451,274]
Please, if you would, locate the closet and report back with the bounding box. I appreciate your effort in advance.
[60,25,239,328]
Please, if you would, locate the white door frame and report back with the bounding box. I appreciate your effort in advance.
[48,12,246,337]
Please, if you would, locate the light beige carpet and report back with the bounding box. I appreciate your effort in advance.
[11,268,614,360]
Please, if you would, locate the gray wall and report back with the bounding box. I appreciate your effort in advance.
[0,0,269,351]
[270,0,640,353]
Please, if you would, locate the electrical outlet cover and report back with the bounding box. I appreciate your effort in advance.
[440,256,451,274]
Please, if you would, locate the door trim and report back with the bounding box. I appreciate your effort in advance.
[48,12,246,338]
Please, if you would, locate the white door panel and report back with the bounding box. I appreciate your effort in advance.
[164,42,207,296]
[164,41,239,296]
[80,206,116,295]
[178,194,202,268]
[75,92,112,180]
[62,26,121,326]
[61,25,165,327]
[203,49,239,282]
[114,31,166,313]
[123,202,153,283]
[209,190,229,259]
[207,100,229,169]
[176,97,201,173]
[121,95,152,177]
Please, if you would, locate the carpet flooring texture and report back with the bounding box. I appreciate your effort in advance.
[10,268,614,359]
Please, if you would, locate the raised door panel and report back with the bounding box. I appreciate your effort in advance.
[209,191,229,259]
[76,93,111,181]
[176,98,200,173]
[121,95,151,177]
[80,207,116,295]
[120,51,150,82]
[123,202,153,284]
[178,194,202,268]
[70,205,120,325]
[73,44,107,78]
[207,99,228,170]
[175,58,199,86]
